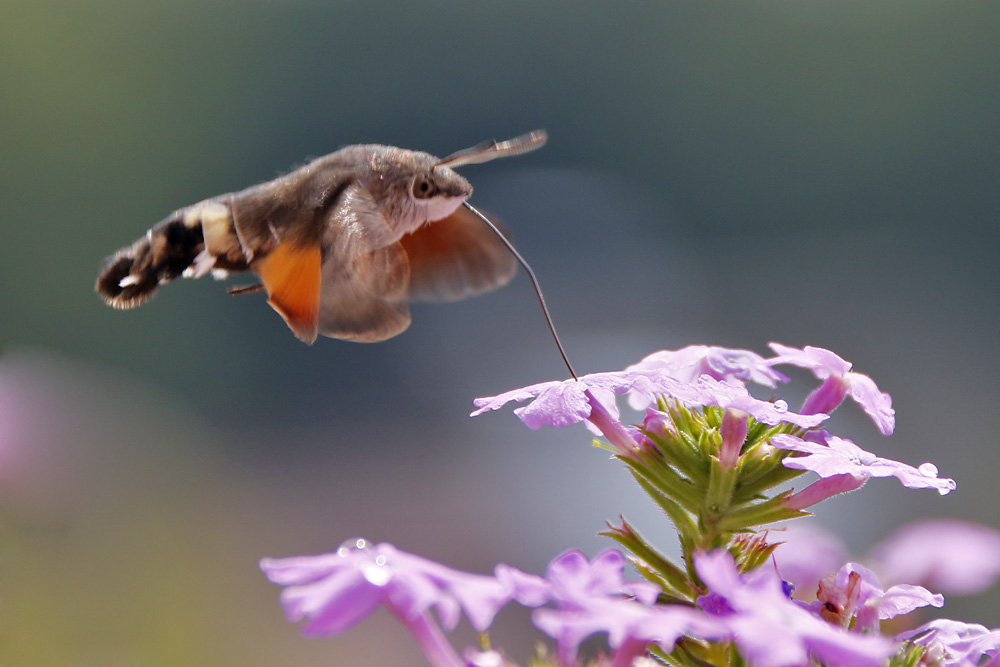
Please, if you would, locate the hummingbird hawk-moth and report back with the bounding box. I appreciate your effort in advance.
[96,131,547,344]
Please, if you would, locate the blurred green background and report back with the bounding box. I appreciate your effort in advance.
[2,1,998,663]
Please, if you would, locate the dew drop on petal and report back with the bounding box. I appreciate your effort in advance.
[773,400,788,413]
[918,463,940,476]
[337,537,371,557]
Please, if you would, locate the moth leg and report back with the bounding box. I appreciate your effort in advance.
[228,284,266,296]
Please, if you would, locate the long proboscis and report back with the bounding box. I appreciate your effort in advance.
[461,200,577,381]
[437,130,548,169]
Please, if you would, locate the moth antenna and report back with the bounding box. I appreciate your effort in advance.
[437,130,548,169]
[461,201,577,380]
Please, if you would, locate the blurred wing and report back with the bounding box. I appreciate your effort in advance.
[317,185,412,342]
[399,205,517,302]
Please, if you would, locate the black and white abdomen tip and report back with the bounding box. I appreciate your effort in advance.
[95,200,249,309]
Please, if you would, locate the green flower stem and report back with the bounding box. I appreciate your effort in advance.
[631,472,700,553]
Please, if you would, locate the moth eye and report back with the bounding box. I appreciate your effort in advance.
[411,175,437,200]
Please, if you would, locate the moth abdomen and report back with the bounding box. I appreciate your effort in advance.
[95,212,203,308]
[96,199,252,309]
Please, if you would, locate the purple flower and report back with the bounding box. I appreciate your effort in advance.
[495,549,661,612]
[815,562,943,632]
[768,343,895,435]
[503,549,718,665]
[719,409,748,469]
[772,525,851,601]
[869,520,1000,595]
[532,599,719,667]
[540,549,662,608]
[783,473,868,511]
[897,619,1000,667]
[260,539,509,667]
[694,550,895,667]
[626,345,788,388]
[771,434,956,495]
[494,563,550,607]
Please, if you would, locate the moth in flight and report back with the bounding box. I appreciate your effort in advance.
[96,131,546,344]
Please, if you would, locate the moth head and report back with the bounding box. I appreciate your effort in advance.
[407,164,473,221]
[364,148,473,230]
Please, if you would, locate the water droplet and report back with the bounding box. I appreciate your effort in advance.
[774,400,788,413]
[337,537,371,557]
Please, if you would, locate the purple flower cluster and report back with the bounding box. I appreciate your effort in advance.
[259,342,999,666]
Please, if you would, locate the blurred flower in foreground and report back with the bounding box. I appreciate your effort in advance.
[870,520,1000,596]
[261,538,509,667]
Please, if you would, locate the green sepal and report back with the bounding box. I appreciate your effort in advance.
[622,451,705,513]
[731,533,782,572]
[657,637,734,667]
[890,641,928,667]
[640,431,711,490]
[733,461,803,502]
[717,491,808,531]
[602,518,696,601]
